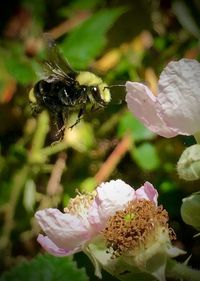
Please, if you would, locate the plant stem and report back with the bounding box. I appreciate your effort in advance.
[41,142,68,157]
[0,166,29,250]
[94,134,132,184]
[166,259,200,281]
[31,111,49,153]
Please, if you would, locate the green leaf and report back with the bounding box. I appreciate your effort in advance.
[0,45,36,85]
[0,254,89,281]
[5,56,36,85]
[131,143,160,171]
[118,111,155,142]
[159,181,176,192]
[60,8,124,69]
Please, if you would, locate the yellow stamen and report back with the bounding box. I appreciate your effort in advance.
[103,199,175,258]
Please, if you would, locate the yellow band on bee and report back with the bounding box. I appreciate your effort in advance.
[29,88,37,103]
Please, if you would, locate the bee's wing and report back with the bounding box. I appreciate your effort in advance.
[42,34,76,82]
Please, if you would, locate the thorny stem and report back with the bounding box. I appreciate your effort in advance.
[95,134,132,184]
[46,152,67,196]
[48,11,91,39]
[41,141,68,157]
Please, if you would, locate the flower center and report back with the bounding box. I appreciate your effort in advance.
[102,199,176,258]
[64,191,95,217]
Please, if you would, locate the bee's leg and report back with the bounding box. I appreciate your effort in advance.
[91,104,102,112]
[87,95,101,112]
[69,106,85,129]
[50,112,65,143]
[60,108,69,132]
[29,102,43,116]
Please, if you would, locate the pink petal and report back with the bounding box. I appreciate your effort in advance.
[135,181,158,205]
[125,81,177,138]
[37,234,81,256]
[157,59,200,135]
[35,208,92,250]
[88,180,135,230]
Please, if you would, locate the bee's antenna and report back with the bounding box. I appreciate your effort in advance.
[104,84,125,90]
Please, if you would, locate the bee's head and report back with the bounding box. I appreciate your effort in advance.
[76,71,111,105]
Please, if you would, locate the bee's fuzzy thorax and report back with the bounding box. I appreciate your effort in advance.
[76,71,103,86]
[76,71,111,103]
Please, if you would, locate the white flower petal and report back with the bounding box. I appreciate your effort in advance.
[126,81,177,137]
[158,59,200,135]
[135,181,158,205]
[88,179,135,230]
[35,208,92,250]
[37,234,81,256]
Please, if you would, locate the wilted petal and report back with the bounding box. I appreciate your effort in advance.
[125,81,177,137]
[136,181,158,205]
[88,180,135,230]
[37,234,81,256]
[157,59,200,135]
[35,208,92,251]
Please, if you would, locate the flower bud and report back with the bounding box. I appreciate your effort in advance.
[181,192,200,231]
[177,144,200,181]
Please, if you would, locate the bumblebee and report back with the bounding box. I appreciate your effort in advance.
[29,38,111,142]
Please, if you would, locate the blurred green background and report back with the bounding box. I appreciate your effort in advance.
[0,0,200,280]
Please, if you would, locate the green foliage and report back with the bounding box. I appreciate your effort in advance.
[0,46,36,85]
[5,57,35,85]
[118,112,155,142]
[59,0,101,16]
[0,254,89,281]
[0,0,200,279]
[131,142,160,171]
[60,8,124,69]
